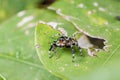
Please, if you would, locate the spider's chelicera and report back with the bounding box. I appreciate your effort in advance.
[49,35,82,62]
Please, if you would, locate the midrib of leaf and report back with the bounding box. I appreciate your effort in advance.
[0,74,6,80]
[103,44,120,66]
[0,53,44,70]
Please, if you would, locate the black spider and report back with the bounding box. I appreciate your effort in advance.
[48,35,82,62]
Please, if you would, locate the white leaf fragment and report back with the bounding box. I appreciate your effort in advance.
[17,10,25,17]
[104,21,109,25]
[87,48,99,56]
[64,64,68,66]
[17,15,34,27]
[77,35,93,49]
[58,28,68,36]
[58,67,65,72]
[23,23,36,30]
[99,7,106,12]
[78,3,84,8]
[87,10,92,15]
[39,21,62,29]
[49,70,52,73]
[74,63,80,67]
[115,28,120,31]
[47,22,60,29]
[56,9,80,21]
[25,30,29,35]
[93,2,99,7]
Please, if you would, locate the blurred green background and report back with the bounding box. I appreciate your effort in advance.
[0,0,38,23]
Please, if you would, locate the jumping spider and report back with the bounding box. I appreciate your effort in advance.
[49,35,82,62]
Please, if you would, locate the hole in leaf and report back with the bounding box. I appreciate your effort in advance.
[77,34,106,50]
[86,35,106,49]
[77,34,106,56]
[36,0,57,8]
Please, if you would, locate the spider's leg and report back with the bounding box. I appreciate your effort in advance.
[78,47,82,56]
[48,44,53,58]
[49,41,56,58]
[71,45,75,62]
[76,42,82,56]
[72,31,81,38]
[52,46,59,59]
[52,47,57,55]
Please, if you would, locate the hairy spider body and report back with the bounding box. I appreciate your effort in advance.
[49,35,82,62]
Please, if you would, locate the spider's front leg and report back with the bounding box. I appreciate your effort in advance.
[71,45,75,62]
[49,41,57,58]
[78,46,82,56]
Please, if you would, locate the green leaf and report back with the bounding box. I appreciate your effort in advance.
[0,10,60,80]
[35,0,120,80]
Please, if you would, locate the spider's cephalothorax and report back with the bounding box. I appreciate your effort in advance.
[49,35,82,62]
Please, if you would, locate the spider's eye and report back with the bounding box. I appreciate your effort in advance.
[59,38,64,41]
